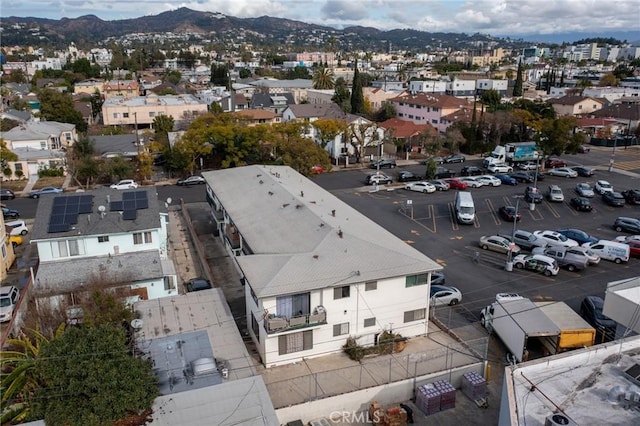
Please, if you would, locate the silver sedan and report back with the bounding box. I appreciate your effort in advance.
[548,167,578,178]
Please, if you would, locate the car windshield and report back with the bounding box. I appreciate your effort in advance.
[0,297,11,307]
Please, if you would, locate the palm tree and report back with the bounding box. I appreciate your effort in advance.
[312,67,335,90]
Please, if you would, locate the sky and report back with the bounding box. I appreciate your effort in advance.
[2,0,639,38]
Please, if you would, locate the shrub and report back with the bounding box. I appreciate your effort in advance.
[3,167,12,178]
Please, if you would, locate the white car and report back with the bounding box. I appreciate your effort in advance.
[488,163,513,174]
[566,246,601,265]
[519,161,540,171]
[5,220,29,236]
[476,175,502,187]
[404,181,436,193]
[430,285,463,306]
[548,167,578,178]
[615,235,640,243]
[0,286,20,323]
[533,230,579,247]
[110,179,139,190]
[459,176,484,188]
[594,180,613,195]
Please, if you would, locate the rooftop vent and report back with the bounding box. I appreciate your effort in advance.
[544,413,577,426]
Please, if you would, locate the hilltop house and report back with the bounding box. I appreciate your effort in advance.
[202,165,442,367]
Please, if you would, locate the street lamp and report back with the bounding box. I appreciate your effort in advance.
[506,195,524,271]
[529,154,540,211]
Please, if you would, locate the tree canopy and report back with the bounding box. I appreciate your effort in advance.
[37,88,87,132]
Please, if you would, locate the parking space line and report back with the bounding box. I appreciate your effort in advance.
[448,202,459,231]
[485,198,501,226]
[524,204,544,221]
[566,201,580,216]
[544,200,561,218]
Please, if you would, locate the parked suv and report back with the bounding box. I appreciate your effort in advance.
[613,217,640,233]
[621,189,640,205]
[460,165,483,176]
[524,186,543,203]
[499,229,548,251]
[580,296,616,342]
[512,254,560,276]
[365,173,392,185]
[369,158,396,169]
[0,286,20,323]
[546,185,564,202]
[532,246,589,272]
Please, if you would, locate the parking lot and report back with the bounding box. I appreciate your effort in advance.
[315,147,640,324]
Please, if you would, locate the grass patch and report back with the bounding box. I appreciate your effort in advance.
[33,176,65,190]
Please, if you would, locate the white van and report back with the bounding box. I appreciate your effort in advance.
[455,191,475,225]
[582,240,630,264]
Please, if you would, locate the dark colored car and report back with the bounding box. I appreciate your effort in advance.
[460,165,483,176]
[0,189,16,200]
[572,166,595,177]
[570,197,593,212]
[602,191,626,207]
[557,228,599,245]
[443,154,466,163]
[498,206,522,222]
[185,278,212,292]
[177,175,206,186]
[580,296,616,342]
[434,167,456,179]
[365,173,393,185]
[524,186,543,203]
[529,170,545,181]
[443,178,467,190]
[509,171,534,183]
[578,145,590,153]
[495,174,518,186]
[420,156,444,165]
[545,158,567,168]
[613,217,640,233]
[369,158,397,169]
[397,170,423,182]
[621,189,640,205]
[2,207,19,219]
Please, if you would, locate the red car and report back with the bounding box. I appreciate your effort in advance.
[444,178,468,190]
[627,240,640,257]
[545,158,567,168]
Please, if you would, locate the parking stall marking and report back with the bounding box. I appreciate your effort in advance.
[448,202,459,231]
[524,204,544,221]
[485,198,501,226]
[543,200,561,219]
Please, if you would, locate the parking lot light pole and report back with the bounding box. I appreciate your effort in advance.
[506,195,523,271]
[530,154,540,211]
[608,134,618,173]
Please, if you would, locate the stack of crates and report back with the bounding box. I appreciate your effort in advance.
[461,371,488,401]
[415,383,441,415]
[433,380,456,411]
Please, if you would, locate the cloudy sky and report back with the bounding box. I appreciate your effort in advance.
[3,0,639,37]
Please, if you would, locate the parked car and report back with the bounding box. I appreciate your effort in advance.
[580,296,616,341]
[365,173,392,185]
[556,228,599,245]
[459,176,484,188]
[476,175,501,187]
[509,171,535,183]
[548,167,578,178]
[487,163,513,174]
[29,186,63,198]
[421,156,444,165]
[177,175,206,186]
[524,186,543,203]
[429,180,450,191]
[498,206,522,222]
[519,161,540,171]
[430,285,463,306]
[460,165,483,176]
[0,189,16,200]
[594,180,613,195]
[0,286,20,323]
[545,158,567,168]
[430,271,446,286]
[531,246,588,272]
[512,254,559,276]
[578,145,591,153]
[434,167,456,179]
[572,166,595,177]
[546,185,564,202]
[185,278,212,292]
[9,235,23,248]
[443,178,467,190]
[602,191,626,207]
[570,197,593,212]
[575,183,595,198]
[404,181,436,193]
[495,174,518,186]
[499,229,548,251]
[443,154,466,163]
[529,170,545,181]
[565,246,601,265]
[369,158,396,169]
[533,230,578,247]
[613,217,640,233]
[615,235,640,243]
[397,170,423,182]
[110,179,139,190]
[5,220,28,236]
[582,240,630,263]
[625,239,640,257]
[2,207,19,219]
[479,235,521,255]
[621,189,640,205]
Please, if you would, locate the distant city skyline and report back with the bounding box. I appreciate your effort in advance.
[2,0,639,43]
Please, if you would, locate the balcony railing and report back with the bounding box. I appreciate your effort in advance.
[265,308,327,334]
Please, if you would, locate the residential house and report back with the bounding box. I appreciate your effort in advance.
[549,95,605,116]
[233,93,250,111]
[379,118,437,154]
[409,80,447,95]
[363,87,401,111]
[306,89,335,105]
[74,79,106,96]
[446,79,477,98]
[250,93,295,115]
[389,92,474,133]
[232,109,280,126]
[248,78,313,103]
[476,79,508,96]
[101,94,209,127]
[592,103,640,139]
[1,215,17,280]
[28,187,177,305]
[202,165,442,367]
[0,121,76,181]
[102,79,141,100]
[90,134,146,159]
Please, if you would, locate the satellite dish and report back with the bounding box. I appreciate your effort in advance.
[131,319,144,330]
[166,197,172,205]
[98,205,106,212]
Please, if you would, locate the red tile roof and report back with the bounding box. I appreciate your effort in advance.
[390,92,472,109]
[379,118,436,138]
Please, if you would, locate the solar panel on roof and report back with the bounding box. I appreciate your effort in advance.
[78,203,92,214]
[136,199,148,209]
[122,191,136,200]
[110,201,123,211]
[123,200,136,210]
[135,191,147,200]
[48,223,70,233]
[52,205,66,215]
[50,214,66,225]
[80,195,93,203]
[122,209,137,220]
[53,197,66,206]
[67,204,80,214]
[67,196,80,205]
[64,213,78,224]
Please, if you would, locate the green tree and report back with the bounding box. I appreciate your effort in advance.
[374,102,397,122]
[102,156,135,182]
[1,138,18,170]
[480,89,502,113]
[210,63,230,88]
[313,118,345,149]
[312,67,335,89]
[350,61,365,114]
[599,73,618,86]
[32,324,158,426]
[165,70,182,85]
[239,68,252,79]
[37,88,87,132]
[513,59,524,97]
[424,159,438,179]
[270,123,332,175]
[153,115,175,145]
[332,77,351,111]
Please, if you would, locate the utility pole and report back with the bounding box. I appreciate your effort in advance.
[134,112,140,156]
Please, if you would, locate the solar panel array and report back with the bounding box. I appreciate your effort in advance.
[48,195,94,233]
[109,190,149,221]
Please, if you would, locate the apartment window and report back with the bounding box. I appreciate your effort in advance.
[432,119,438,125]
[98,236,109,243]
[149,111,155,118]
[406,273,428,288]
[113,113,119,119]
[333,322,350,337]
[278,330,313,355]
[334,285,350,300]
[251,313,260,342]
[40,141,47,149]
[408,114,414,119]
[364,317,376,327]
[123,112,129,118]
[68,240,85,256]
[365,281,377,291]
[2,244,6,259]
[163,276,175,291]
[133,231,152,245]
[404,308,426,323]
[433,107,439,112]
[14,163,23,172]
